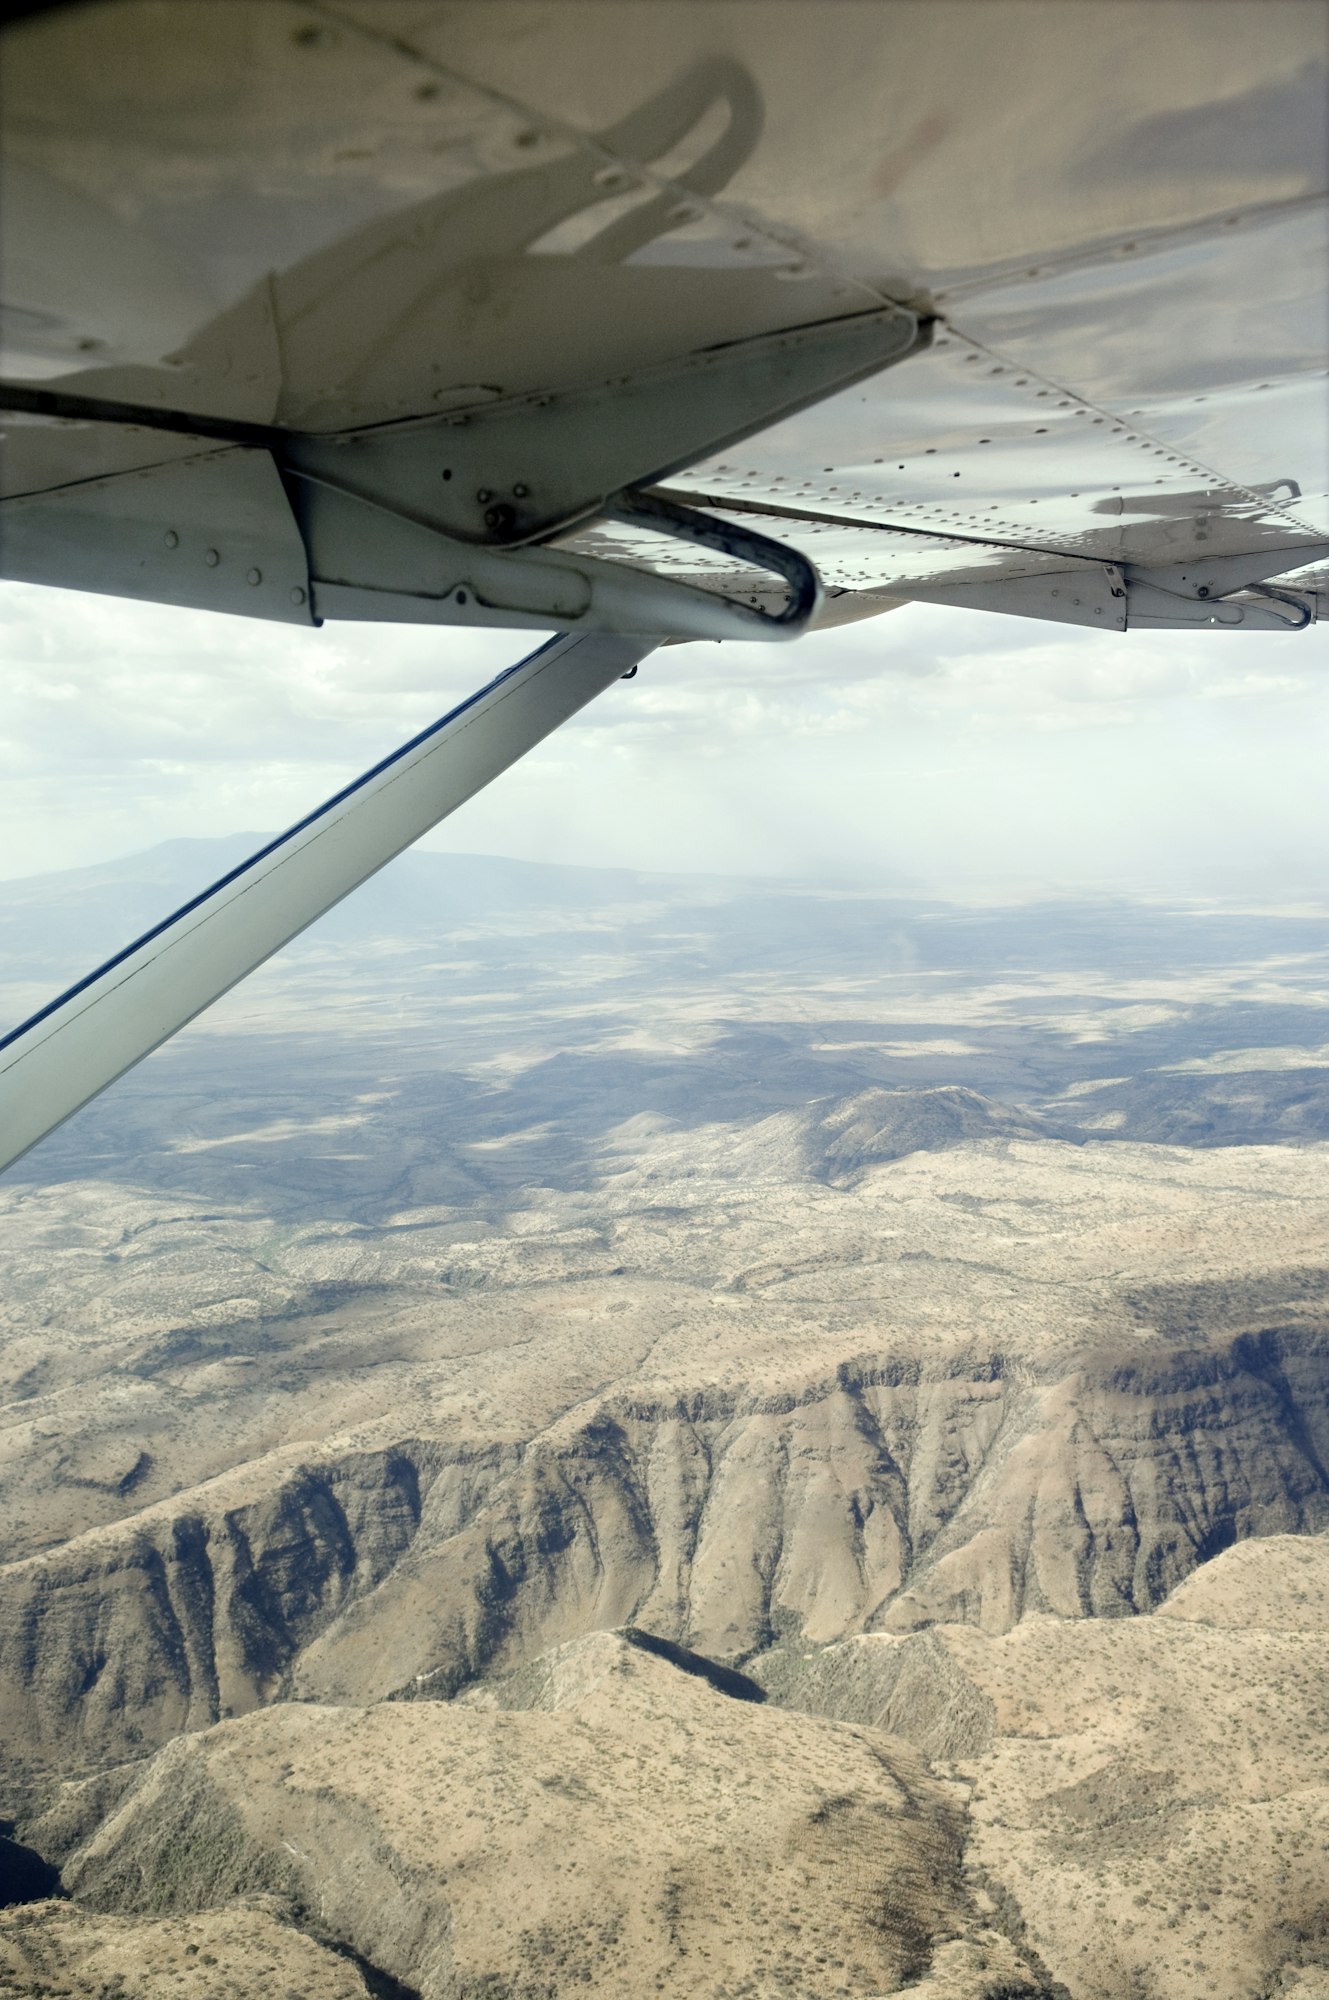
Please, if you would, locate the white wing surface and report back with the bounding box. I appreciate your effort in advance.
[0,1,1326,1162]
[2,0,1326,632]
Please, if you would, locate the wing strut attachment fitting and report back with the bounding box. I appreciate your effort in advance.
[605,486,820,631]
[0,305,925,641]
[0,630,655,1175]
[286,460,821,640]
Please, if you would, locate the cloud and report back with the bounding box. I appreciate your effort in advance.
[1,579,1326,897]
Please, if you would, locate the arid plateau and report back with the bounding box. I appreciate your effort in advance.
[2,844,1328,1998]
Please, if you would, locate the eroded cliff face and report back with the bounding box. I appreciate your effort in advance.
[0,1444,514,1795]
[3,1327,1326,1797]
[304,1326,1329,1702]
[878,1327,1329,1633]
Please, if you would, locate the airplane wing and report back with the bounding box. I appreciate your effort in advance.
[1,0,1326,1165]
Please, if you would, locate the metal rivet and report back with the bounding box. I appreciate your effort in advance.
[163,530,179,550]
[247,568,262,586]
[204,549,220,567]
[290,586,306,605]
[513,483,528,498]
[476,489,492,503]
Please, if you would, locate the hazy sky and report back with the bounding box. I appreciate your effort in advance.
[2,579,1327,901]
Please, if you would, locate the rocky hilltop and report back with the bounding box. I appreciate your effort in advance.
[721,1085,1069,1185]
[25,1629,1050,2000]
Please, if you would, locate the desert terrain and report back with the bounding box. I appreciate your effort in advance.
[1,842,1328,1997]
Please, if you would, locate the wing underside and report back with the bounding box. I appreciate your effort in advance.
[2,0,1326,636]
[1,0,1327,1165]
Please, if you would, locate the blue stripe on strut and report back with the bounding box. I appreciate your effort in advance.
[0,633,565,1055]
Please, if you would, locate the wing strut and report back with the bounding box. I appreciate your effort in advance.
[0,630,654,1175]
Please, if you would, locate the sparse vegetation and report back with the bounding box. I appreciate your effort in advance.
[3,863,1328,1995]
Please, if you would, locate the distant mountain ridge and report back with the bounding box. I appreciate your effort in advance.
[0,838,748,991]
